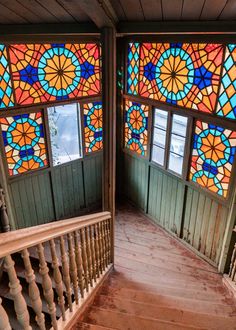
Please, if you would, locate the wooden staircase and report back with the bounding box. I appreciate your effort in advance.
[72,206,236,330]
[0,212,113,329]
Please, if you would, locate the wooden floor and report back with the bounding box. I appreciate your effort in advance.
[73,205,236,330]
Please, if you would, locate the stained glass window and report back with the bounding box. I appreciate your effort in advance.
[0,112,47,175]
[128,43,224,113]
[48,103,82,165]
[9,43,101,106]
[189,121,236,197]
[0,45,14,109]
[125,100,149,156]
[83,101,103,153]
[127,43,140,95]
[217,44,236,120]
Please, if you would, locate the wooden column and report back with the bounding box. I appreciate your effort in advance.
[102,27,116,264]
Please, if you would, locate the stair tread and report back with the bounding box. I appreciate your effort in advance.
[83,306,209,330]
[92,294,236,329]
[72,321,116,330]
[104,273,230,302]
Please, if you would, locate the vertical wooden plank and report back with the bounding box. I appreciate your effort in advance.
[199,197,212,255]
[215,206,228,265]
[160,173,167,227]
[174,181,185,237]
[205,200,219,259]
[156,170,162,222]
[192,194,206,251]
[182,187,193,243]
[188,190,200,246]
[169,178,178,233]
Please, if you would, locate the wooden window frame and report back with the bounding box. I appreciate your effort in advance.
[123,38,236,203]
[0,38,103,181]
[150,106,192,180]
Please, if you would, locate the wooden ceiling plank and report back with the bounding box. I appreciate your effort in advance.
[56,0,90,22]
[34,0,76,23]
[181,0,205,20]
[219,0,236,20]
[17,0,60,23]
[76,0,115,28]
[0,0,42,23]
[108,0,127,20]
[0,2,29,23]
[162,0,183,20]
[200,0,228,20]
[140,0,162,20]
[119,0,144,21]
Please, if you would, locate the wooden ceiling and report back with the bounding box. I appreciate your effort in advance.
[0,0,235,27]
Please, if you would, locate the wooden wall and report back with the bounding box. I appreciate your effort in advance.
[9,153,103,229]
[121,151,229,267]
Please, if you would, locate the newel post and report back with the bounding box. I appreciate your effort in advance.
[101,27,116,264]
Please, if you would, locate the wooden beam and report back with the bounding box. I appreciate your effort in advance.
[102,27,116,263]
[77,0,117,28]
[0,23,99,40]
[117,20,236,36]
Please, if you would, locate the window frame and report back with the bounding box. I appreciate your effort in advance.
[150,106,192,180]
[0,95,103,181]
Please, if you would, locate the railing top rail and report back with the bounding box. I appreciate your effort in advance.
[0,211,111,258]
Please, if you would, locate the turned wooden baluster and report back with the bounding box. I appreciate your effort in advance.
[37,244,57,330]
[89,225,97,283]
[80,228,89,292]
[67,233,79,304]
[4,254,32,330]
[0,297,11,330]
[229,243,236,281]
[21,249,45,330]
[85,227,93,286]
[101,221,108,268]
[49,239,65,320]
[94,223,102,276]
[106,219,111,264]
[59,236,73,312]
[73,231,84,298]
[98,222,105,272]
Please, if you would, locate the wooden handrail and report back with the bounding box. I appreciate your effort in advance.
[0,211,111,258]
[0,211,113,329]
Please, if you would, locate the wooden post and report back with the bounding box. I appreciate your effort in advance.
[0,298,11,330]
[102,27,116,264]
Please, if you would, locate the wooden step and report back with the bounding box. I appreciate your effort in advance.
[92,294,236,329]
[82,306,207,330]
[101,273,231,303]
[72,322,115,330]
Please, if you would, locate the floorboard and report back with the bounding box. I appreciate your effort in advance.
[72,204,236,330]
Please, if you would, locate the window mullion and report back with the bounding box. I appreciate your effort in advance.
[164,111,172,170]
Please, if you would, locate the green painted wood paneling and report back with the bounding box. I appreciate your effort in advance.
[83,153,103,209]
[9,172,55,229]
[182,187,228,265]
[9,153,103,228]
[148,165,185,236]
[51,159,85,219]
[123,153,149,211]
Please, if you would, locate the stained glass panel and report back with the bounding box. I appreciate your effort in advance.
[0,45,14,109]
[83,101,103,153]
[189,121,236,197]
[131,43,223,113]
[0,112,47,175]
[9,43,101,105]
[127,43,140,95]
[125,100,149,156]
[217,44,236,120]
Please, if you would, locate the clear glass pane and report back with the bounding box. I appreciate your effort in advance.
[172,114,188,137]
[152,145,165,165]
[168,153,183,175]
[170,133,185,157]
[154,109,168,130]
[48,103,82,166]
[153,127,167,147]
